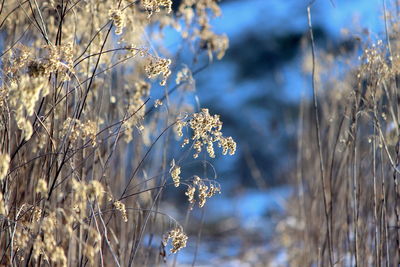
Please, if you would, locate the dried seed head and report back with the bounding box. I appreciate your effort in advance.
[86,180,104,202]
[145,57,171,86]
[181,138,189,147]
[51,246,67,267]
[4,43,31,75]
[14,227,30,251]
[185,185,196,204]
[109,9,125,35]
[154,99,163,107]
[62,118,98,146]
[177,108,237,158]
[189,176,221,208]
[142,0,172,17]
[36,179,48,195]
[32,207,42,222]
[9,75,49,140]
[198,182,209,208]
[175,120,187,138]
[170,160,181,187]
[113,200,128,222]
[80,120,98,147]
[0,153,10,181]
[164,227,188,253]
[219,136,237,156]
[0,192,6,215]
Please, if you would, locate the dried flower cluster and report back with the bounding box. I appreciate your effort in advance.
[0,153,10,181]
[31,213,68,267]
[8,75,49,140]
[4,44,31,75]
[142,0,172,17]
[163,227,188,253]
[0,87,7,108]
[170,160,181,187]
[124,81,151,141]
[62,118,98,146]
[185,176,220,208]
[71,179,105,215]
[358,40,391,97]
[177,108,237,158]
[35,179,48,195]
[28,44,74,81]
[178,0,229,60]
[0,192,6,215]
[145,56,172,86]
[185,185,196,204]
[113,200,128,222]
[154,99,163,107]
[109,9,125,35]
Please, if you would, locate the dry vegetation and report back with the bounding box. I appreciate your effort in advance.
[0,0,236,266]
[281,1,400,266]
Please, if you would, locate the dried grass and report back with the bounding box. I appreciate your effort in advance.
[282,1,400,266]
[0,0,235,265]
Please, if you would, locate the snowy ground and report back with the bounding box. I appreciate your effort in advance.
[159,186,292,266]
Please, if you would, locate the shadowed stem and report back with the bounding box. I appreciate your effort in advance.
[307,4,334,267]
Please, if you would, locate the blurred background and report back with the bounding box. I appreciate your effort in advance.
[0,0,392,265]
[159,0,384,265]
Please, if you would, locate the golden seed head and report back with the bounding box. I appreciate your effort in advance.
[86,180,104,201]
[113,200,128,222]
[185,185,196,204]
[154,99,163,108]
[170,159,181,187]
[164,227,188,253]
[109,9,125,35]
[0,153,10,182]
[177,109,236,158]
[145,57,172,86]
[142,0,172,17]
[36,179,48,195]
[0,192,6,215]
